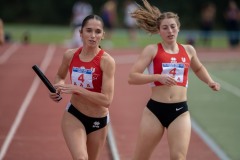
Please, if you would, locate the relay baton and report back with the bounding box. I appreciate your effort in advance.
[32,65,62,101]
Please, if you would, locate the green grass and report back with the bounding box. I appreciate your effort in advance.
[5,24,72,44]
[188,62,240,160]
[5,24,229,48]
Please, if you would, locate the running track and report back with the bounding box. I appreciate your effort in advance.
[0,43,222,159]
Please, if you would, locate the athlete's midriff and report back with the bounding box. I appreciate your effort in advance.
[150,85,187,103]
[70,95,109,118]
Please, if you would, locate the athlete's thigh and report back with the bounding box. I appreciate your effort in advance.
[61,111,88,158]
[167,112,191,157]
[87,125,109,160]
[133,107,165,160]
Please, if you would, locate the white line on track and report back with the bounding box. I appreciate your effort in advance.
[191,73,240,160]
[191,119,230,160]
[143,70,233,159]
[0,43,20,64]
[113,54,237,159]
[211,75,240,98]
[0,44,56,160]
[107,124,120,160]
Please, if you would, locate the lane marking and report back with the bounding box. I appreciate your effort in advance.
[191,74,240,160]
[191,119,230,160]
[0,43,20,64]
[114,54,237,159]
[107,124,120,160]
[211,75,240,98]
[0,45,56,160]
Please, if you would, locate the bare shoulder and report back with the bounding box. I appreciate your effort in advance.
[143,44,158,55]
[139,44,158,60]
[100,51,116,72]
[182,44,197,58]
[102,51,115,65]
[64,48,78,59]
[61,48,79,65]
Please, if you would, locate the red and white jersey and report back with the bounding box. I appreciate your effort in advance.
[148,43,190,87]
[69,47,104,92]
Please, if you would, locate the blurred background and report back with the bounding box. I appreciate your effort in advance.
[0,0,239,48]
[0,0,237,27]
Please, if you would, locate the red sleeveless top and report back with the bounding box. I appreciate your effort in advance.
[69,47,104,92]
[148,43,190,87]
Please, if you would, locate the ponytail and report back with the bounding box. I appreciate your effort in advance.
[131,0,180,34]
[131,0,161,34]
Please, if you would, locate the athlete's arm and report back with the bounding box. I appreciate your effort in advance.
[186,45,220,91]
[50,49,75,102]
[54,50,74,85]
[128,44,157,85]
[79,53,115,108]
[128,44,176,86]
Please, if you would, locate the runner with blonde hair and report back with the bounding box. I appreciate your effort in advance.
[128,0,220,159]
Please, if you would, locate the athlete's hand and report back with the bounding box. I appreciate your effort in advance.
[49,91,62,102]
[54,84,79,95]
[49,82,63,102]
[157,74,177,86]
[208,81,220,91]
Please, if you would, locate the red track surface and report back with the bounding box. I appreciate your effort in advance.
[0,43,227,160]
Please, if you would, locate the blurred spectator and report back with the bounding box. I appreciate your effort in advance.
[101,0,117,45]
[224,0,240,48]
[22,31,30,44]
[0,18,4,45]
[186,34,196,46]
[199,2,216,47]
[70,0,93,48]
[123,0,138,45]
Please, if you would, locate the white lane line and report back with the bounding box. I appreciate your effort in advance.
[0,45,56,160]
[211,75,240,98]
[114,54,237,160]
[191,119,231,160]
[191,74,240,160]
[107,124,120,160]
[0,43,21,64]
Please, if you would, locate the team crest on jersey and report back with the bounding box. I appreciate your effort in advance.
[171,57,177,63]
[181,57,186,62]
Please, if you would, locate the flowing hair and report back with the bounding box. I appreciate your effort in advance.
[131,0,180,34]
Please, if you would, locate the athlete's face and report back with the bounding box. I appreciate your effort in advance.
[80,19,105,47]
[158,18,179,43]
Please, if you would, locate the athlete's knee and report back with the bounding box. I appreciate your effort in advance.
[72,155,88,160]
[170,151,186,160]
[71,150,89,160]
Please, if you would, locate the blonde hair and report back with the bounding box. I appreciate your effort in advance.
[131,0,180,34]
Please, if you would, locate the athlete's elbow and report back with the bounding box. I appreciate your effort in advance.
[128,78,134,85]
[128,74,136,85]
[102,97,113,108]
[193,64,204,74]
[102,100,111,108]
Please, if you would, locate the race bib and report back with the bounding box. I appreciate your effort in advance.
[162,63,185,83]
[72,67,95,89]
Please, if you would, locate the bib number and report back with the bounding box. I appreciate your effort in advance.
[72,67,95,89]
[162,63,184,82]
